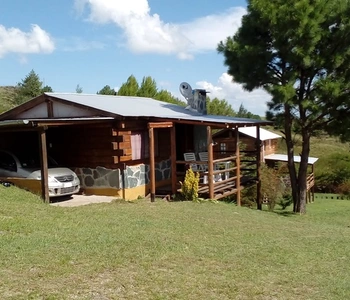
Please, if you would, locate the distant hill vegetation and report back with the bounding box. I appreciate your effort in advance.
[0,86,18,113]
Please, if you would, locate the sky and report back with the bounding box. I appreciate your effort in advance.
[0,0,271,116]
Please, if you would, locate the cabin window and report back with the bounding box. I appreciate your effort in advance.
[220,143,227,154]
[131,131,158,160]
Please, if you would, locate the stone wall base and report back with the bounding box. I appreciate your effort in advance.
[82,179,172,200]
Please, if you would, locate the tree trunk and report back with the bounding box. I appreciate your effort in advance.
[284,105,299,212]
[297,129,311,214]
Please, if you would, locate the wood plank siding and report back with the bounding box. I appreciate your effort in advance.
[46,120,172,169]
[213,129,280,161]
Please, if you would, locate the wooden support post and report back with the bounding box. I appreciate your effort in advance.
[38,128,49,203]
[149,127,156,202]
[170,125,177,195]
[47,100,54,118]
[207,126,214,199]
[256,125,262,210]
[235,127,241,206]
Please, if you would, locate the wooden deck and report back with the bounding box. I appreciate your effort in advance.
[198,182,239,200]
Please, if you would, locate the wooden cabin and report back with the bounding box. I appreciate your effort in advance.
[212,127,282,161]
[0,93,271,205]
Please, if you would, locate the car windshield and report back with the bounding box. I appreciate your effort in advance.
[17,153,59,168]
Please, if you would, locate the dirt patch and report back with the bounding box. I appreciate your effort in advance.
[50,194,117,207]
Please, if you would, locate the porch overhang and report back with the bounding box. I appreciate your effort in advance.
[264,154,318,165]
[0,117,115,130]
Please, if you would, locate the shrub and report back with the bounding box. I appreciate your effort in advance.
[241,165,286,210]
[315,153,350,193]
[180,168,200,201]
[335,180,350,196]
[277,192,293,210]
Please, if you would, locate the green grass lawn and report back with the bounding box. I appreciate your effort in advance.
[1,186,350,299]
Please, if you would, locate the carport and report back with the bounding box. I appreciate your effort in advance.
[0,118,114,202]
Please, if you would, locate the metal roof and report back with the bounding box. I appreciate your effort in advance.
[44,93,270,126]
[0,117,115,129]
[264,154,318,165]
[238,126,282,141]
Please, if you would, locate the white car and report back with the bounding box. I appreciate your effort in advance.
[0,150,80,197]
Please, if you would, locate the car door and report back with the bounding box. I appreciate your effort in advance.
[0,151,19,177]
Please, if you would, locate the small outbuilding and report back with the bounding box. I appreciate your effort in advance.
[264,154,318,203]
[212,126,282,161]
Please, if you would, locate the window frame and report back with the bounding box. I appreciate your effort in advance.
[220,142,227,154]
[131,130,158,160]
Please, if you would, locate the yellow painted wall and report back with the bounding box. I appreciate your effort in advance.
[0,177,41,195]
[83,179,172,200]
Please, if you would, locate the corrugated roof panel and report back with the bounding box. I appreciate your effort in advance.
[238,126,282,141]
[264,154,318,165]
[45,93,269,125]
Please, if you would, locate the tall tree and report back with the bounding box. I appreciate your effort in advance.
[117,75,139,96]
[97,85,116,95]
[75,84,83,94]
[237,103,261,119]
[15,70,53,105]
[218,0,350,213]
[137,76,158,98]
[42,85,53,93]
[206,97,236,116]
[154,89,186,106]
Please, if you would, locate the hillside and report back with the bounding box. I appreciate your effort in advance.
[0,86,17,113]
[274,131,350,193]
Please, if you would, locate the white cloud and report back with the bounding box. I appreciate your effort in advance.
[180,8,246,53]
[0,24,55,58]
[75,0,245,59]
[196,73,271,116]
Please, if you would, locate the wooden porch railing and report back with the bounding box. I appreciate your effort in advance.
[307,173,315,190]
[176,155,240,200]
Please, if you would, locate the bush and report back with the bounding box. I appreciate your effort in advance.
[335,180,350,196]
[277,192,293,210]
[180,168,200,201]
[241,165,287,210]
[315,153,350,193]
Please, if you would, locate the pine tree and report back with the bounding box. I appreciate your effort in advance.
[15,70,45,105]
[97,85,116,95]
[218,0,350,213]
[137,76,157,98]
[117,75,139,96]
[206,97,236,116]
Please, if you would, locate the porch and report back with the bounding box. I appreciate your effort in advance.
[150,124,262,204]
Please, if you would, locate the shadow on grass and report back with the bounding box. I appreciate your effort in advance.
[271,209,295,217]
